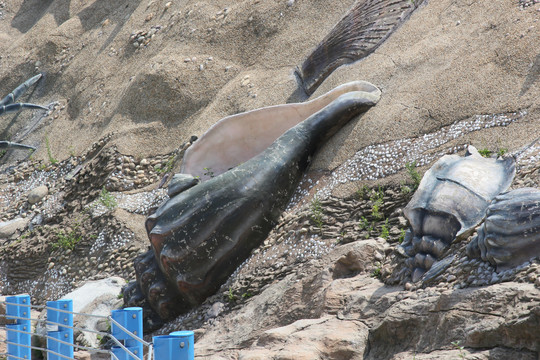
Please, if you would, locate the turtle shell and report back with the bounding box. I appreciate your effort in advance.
[404,146,516,242]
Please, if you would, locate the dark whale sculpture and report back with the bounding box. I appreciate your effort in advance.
[297,0,424,95]
[467,187,540,270]
[124,83,381,322]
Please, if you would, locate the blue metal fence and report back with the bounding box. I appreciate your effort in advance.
[0,294,194,360]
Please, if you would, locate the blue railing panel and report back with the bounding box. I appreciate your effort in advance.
[5,295,31,360]
[47,299,74,360]
[111,307,143,360]
[2,295,196,360]
[154,330,194,360]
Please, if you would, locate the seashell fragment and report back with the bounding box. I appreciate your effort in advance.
[400,146,515,282]
[297,0,424,95]
[467,187,540,270]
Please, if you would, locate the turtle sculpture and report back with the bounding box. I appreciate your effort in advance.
[467,187,540,270]
[399,146,516,283]
[123,82,381,323]
[0,73,49,151]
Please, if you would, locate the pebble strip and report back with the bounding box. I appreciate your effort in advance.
[290,111,526,206]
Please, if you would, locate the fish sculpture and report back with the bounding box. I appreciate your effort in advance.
[467,187,540,270]
[297,0,424,95]
[124,82,381,323]
[399,146,516,283]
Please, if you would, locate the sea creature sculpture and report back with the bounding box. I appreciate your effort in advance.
[399,146,516,283]
[297,0,424,95]
[181,81,378,180]
[0,73,49,151]
[467,188,540,270]
[124,82,381,323]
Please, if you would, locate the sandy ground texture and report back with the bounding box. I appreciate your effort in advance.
[0,0,539,359]
[0,0,538,198]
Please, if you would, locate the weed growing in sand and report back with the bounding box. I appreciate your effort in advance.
[380,219,390,240]
[451,340,465,359]
[310,196,324,232]
[359,217,374,239]
[99,187,117,210]
[54,227,82,250]
[356,184,370,200]
[155,154,177,174]
[478,148,492,158]
[371,263,382,279]
[359,216,370,231]
[370,187,385,220]
[203,167,215,178]
[45,135,58,164]
[497,148,508,157]
[227,287,237,302]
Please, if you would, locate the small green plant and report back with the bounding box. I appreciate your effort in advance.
[227,287,236,302]
[54,229,82,250]
[356,185,369,199]
[405,161,421,190]
[154,154,177,174]
[241,292,252,299]
[477,148,492,158]
[365,222,374,239]
[451,340,465,359]
[310,196,324,231]
[117,293,124,299]
[203,167,215,178]
[497,148,508,157]
[99,187,117,210]
[0,150,6,158]
[370,187,385,220]
[371,264,382,279]
[359,216,369,230]
[45,136,58,164]
[380,219,390,239]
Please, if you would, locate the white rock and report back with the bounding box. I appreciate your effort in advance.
[28,185,49,204]
[0,218,29,238]
[37,277,125,348]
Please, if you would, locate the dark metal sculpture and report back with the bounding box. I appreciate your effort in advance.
[467,188,540,270]
[0,73,49,151]
[297,0,424,95]
[124,83,381,323]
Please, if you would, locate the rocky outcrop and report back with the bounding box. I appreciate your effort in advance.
[192,253,540,359]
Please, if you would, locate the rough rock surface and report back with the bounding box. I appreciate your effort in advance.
[0,0,539,359]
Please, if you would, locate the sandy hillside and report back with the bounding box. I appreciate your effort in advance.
[0,0,537,196]
[0,0,539,358]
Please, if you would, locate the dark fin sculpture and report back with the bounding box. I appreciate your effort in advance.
[0,73,49,115]
[297,0,424,95]
[0,141,36,151]
[124,83,381,325]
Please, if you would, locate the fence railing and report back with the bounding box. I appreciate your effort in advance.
[0,294,194,360]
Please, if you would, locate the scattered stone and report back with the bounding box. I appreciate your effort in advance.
[28,185,48,204]
[0,218,29,238]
